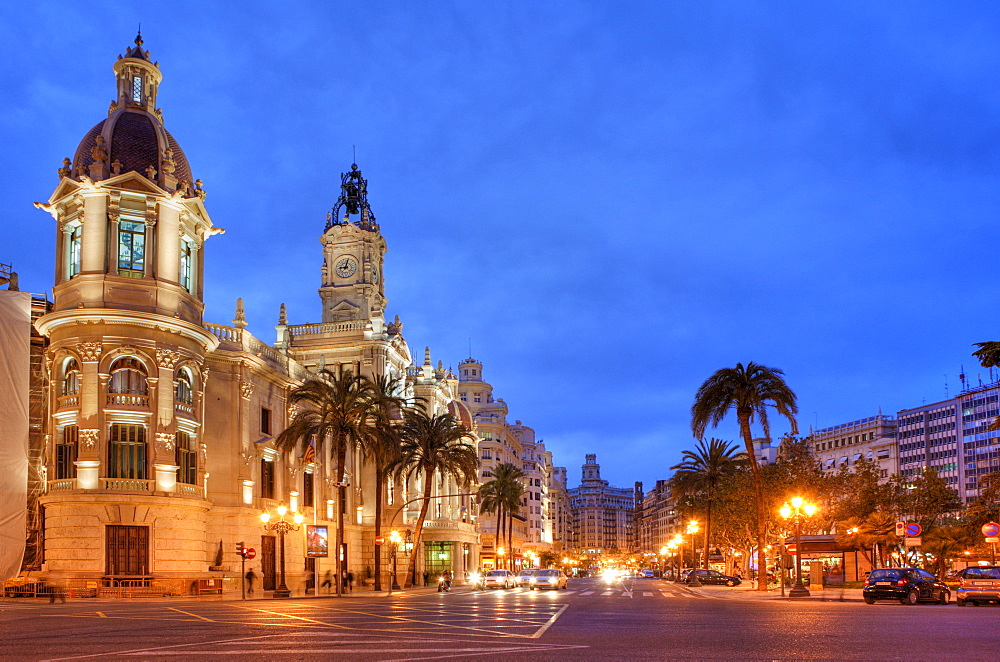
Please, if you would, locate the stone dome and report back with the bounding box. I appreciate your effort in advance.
[73,110,193,186]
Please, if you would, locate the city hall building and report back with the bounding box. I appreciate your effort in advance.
[13,36,487,593]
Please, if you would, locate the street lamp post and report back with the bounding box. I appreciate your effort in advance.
[260,503,304,599]
[779,497,817,598]
[389,529,402,593]
[686,521,702,586]
[672,533,684,582]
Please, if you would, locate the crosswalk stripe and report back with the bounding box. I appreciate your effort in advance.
[622,592,631,597]
[643,592,653,596]
[580,591,594,595]
[602,591,615,596]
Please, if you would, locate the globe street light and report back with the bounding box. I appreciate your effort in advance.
[686,521,702,586]
[779,497,817,598]
[260,503,304,598]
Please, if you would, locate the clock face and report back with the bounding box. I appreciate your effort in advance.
[335,256,357,278]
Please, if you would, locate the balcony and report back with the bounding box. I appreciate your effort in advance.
[57,394,80,409]
[175,401,194,416]
[421,520,477,534]
[106,393,150,407]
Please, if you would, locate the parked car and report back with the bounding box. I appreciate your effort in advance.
[482,569,516,589]
[516,569,538,587]
[955,566,1000,606]
[684,569,741,586]
[863,568,950,605]
[529,569,568,590]
[640,569,656,579]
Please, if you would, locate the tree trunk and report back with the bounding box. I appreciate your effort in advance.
[373,469,383,591]
[403,467,433,587]
[334,437,347,598]
[497,505,505,568]
[739,413,768,591]
[507,511,514,570]
[704,499,712,574]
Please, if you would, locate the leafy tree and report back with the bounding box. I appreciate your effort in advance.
[898,467,963,531]
[276,371,378,597]
[827,458,897,524]
[964,471,1000,532]
[392,407,478,587]
[669,438,744,570]
[922,525,973,577]
[691,362,799,590]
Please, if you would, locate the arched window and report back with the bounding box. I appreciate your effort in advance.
[108,357,149,407]
[175,369,193,411]
[63,359,80,396]
[108,357,148,394]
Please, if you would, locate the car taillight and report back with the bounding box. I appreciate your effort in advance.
[897,579,906,587]
[864,580,871,587]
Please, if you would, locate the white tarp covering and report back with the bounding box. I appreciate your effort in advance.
[0,292,30,581]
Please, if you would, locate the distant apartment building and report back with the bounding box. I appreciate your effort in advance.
[896,399,963,493]
[549,467,573,552]
[959,381,1000,501]
[811,414,898,479]
[634,479,677,556]
[569,454,635,555]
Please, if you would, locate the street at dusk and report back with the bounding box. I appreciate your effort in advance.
[0,578,989,661]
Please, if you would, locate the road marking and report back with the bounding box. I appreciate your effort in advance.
[580,590,594,595]
[167,607,215,622]
[41,633,285,661]
[643,592,653,597]
[601,590,615,596]
[530,603,568,639]
[622,591,632,598]
[96,611,107,618]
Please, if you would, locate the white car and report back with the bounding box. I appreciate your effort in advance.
[516,569,538,587]
[482,569,516,589]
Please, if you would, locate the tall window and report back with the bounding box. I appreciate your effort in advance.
[175,431,196,485]
[67,225,82,279]
[179,239,193,292]
[261,407,271,435]
[175,370,193,410]
[132,76,142,102]
[56,426,78,479]
[108,357,148,406]
[63,359,80,396]
[108,423,146,479]
[260,458,275,499]
[303,471,314,507]
[118,218,146,278]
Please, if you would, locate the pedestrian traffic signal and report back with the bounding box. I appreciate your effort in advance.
[236,542,248,558]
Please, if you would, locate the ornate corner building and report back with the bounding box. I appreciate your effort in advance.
[24,35,487,591]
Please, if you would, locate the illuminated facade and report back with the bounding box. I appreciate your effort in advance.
[569,454,635,555]
[29,36,480,592]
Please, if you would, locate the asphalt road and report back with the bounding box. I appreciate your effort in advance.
[0,577,994,660]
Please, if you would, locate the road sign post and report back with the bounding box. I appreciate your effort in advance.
[982,523,1000,564]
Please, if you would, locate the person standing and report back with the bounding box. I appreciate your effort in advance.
[245,568,256,595]
[346,570,354,592]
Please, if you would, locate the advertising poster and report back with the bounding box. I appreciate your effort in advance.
[306,525,328,557]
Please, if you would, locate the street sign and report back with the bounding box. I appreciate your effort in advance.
[982,522,1000,538]
[986,537,1000,544]
[374,536,385,546]
[905,523,922,537]
[895,521,905,537]
[905,536,922,547]
[245,548,256,560]
[785,543,797,556]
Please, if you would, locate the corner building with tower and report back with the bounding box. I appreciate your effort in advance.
[27,36,499,593]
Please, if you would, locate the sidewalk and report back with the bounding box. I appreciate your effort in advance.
[674,581,864,602]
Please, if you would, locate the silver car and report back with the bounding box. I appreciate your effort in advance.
[482,569,516,589]
[529,569,568,590]
[516,569,538,587]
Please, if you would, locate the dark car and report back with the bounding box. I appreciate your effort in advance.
[684,569,741,587]
[863,568,950,605]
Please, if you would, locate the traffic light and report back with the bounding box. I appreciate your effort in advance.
[235,541,246,558]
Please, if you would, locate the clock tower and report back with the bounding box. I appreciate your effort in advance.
[318,164,386,323]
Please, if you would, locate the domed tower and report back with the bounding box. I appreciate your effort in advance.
[34,35,222,581]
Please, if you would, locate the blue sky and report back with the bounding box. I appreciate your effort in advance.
[3,2,1000,490]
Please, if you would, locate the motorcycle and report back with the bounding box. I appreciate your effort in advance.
[468,572,485,591]
[437,575,452,592]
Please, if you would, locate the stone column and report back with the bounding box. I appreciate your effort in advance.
[80,192,107,273]
[157,201,181,284]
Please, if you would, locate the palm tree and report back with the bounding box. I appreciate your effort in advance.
[478,479,504,565]
[358,374,408,592]
[669,438,744,574]
[276,370,377,597]
[691,362,798,590]
[923,525,973,578]
[489,463,525,569]
[392,407,478,587]
[859,512,899,567]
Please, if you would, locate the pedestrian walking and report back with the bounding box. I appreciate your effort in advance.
[245,568,256,595]
[346,571,354,592]
[48,584,66,604]
[321,570,333,594]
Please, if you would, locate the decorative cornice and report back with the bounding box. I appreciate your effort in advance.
[36,310,220,353]
[156,348,182,369]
